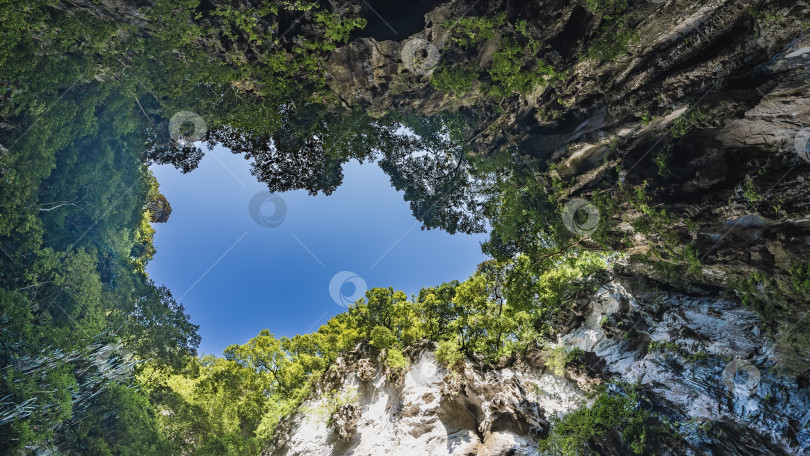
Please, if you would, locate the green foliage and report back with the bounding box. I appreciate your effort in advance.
[582,0,629,19]
[579,0,636,62]
[446,14,506,47]
[449,254,607,361]
[587,20,639,62]
[790,262,810,295]
[539,385,674,455]
[777,324,810,374]
[0,0,607,453]
[654,152,669,177]
[60,384,177,456]
[685,350,708,363]
[743,179,762,203]
[0,84,200,453]
[614,181,702,276]
[640,111,653,125]
[431,66,480,97]
[0,2,212,449]
[735,271,775,315]
[211,4,275,44]
[385,348,409,370]
[671,108,708,138]
[730,264,810,373]
[303,387,358,425]
[647,340,679,353]
[441,15,566,98]
[149,334,312,454]
[545,347,584,377]
[370,326,397,349]
[435,338,464,368]
[487,38,566,97]
[5,1,774,453]
[314,11,367,48]
[479,150,569,260]
[378,111,488,234]
[148,245,610,445]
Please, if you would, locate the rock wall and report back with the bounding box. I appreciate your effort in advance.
[265,345,585,456]
[266,276,809,455]
[561,276,810,455]
[323,0,810,302]
[267,0,810,454]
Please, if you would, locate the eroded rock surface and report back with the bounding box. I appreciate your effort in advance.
[561,277,810,455]
[265,0,810,454]
[267,276,809,456]
[266,348,584,456]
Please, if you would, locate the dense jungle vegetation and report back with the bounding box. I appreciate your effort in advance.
[1,0,807,454]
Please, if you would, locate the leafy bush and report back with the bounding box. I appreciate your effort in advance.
[587,21,639,62]
[435,338,464,368]
[583,0,629,18]
[385,348,409,370]
[370,326,397,349]
[539,385,673,455]
[442,15,566,98]
[487,39,566,97]
[545,347,584,376]
[431,66,479,97]
[446,14,506,47]
[314,11,367,49]
[790,262,810,295]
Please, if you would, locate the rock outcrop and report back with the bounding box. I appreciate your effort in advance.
[266,347,585,456]
[266,0,810,454]
[266,275,810,455]
[320,0,810,305]
[561,275,810,455]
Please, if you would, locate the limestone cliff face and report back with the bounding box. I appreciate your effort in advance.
[266,276,809,455]
[561,276,810,455]
[266,1,810,455]
[265,344,584,456]
[324,0,810,322]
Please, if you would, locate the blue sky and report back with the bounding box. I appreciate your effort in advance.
[147,145,488,355]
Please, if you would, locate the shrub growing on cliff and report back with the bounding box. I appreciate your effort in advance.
[385,348,409,371]
[586,21,639,62]
[431,66,479,97]
[446,14,506,47]
[545,347,585,377]
[442,14,566,98]
[487,38,566,97]
[370,326,397,350]
[583,0,629,19]
[539,385,675,455]
[790,262,810,295]
[435,338,464,368]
